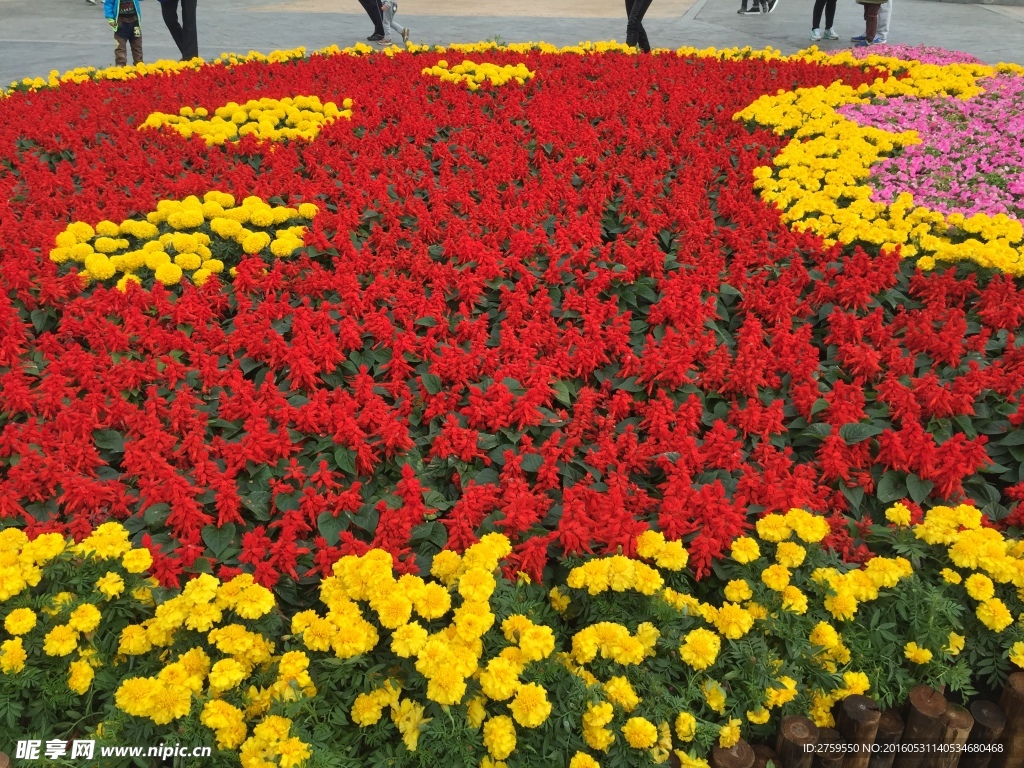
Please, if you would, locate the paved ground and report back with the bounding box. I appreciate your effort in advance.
[1,0,1022,84]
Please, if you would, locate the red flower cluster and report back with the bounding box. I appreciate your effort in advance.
[0,49,1020,588]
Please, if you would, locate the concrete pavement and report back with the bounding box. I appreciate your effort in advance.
[0,0,1022,84]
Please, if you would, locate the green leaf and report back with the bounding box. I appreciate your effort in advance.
[801,423,832,439]
[876,472,906,504]
[907,474,935,503]
[318,512,349,545]
[414,316,438,327]
[335,447,357,475]
[552,380,573,406]
[201,523,236,558]
[520,454,544,473]
[93,429,125,453]
[839,423,884,444]
[999,431,1024,446]
[420,374,443,395]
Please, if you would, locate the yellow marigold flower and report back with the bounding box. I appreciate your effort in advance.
[209,658,247,692]
[766,676,798,708]
[656,540,689,571]
[549,586,570,613]
[761,564,791,592]
[430,550,462,585]
[965,573,995,602]
[755,514,791,542]
[604,676,640,712]
[885,502,912,527]
[679,628,721,671]
[509,682,552,728]
[977,599,1014,632]
[569,753,601,768]
[724,580,753,603]
[786,509,831,543]
[940,568,962,584]
[730,537,760,564]
[675,711,697,741]
[298,202,319,218]
[147,681,193,725]
[458,568,497,602]
[718,718,743,748]
[839,671,871,697]
[714,602,754,640]
[68,660,94,695]
[483,715,517,760]
[904,642,933,665]
[96,572,125,599]
[233,584,275,619]
[391,621,428,657]
[782,586,808,614]
[775,542,807,569]
[480,656,521,701]
[44,624,80,656]
[824,589,859,621]
[636,529,666,558]
[519,625,556,662]
[351,692,386,726]
[4,608,37,635]
[154,262,183,285]
[0,638,27,674]
[703,680,727,714]
[746,707,770,725]
[1010,641,1024,669]
[118,625,152,655]
[945,632,965,656]
[426,666,467,705]
[622,717,658,749]
[810,622,840,650]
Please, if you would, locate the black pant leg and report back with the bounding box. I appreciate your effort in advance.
[357,0,385,33]
[180,0,198,59]
[161,0,185,53]
[628,0,654,27]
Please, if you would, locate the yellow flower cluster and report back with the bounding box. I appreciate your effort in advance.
[4,49,308,95]
[735,53,1024,275]
[421,60,536,90]
[141,95,352,146]
[914,504,1024,633]
[49,191,318,290]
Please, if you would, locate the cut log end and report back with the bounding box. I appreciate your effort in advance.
[711,740,756,768]
[908,685,947,718]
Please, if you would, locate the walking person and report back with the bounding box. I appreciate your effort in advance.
[158,0,198,60]
[356,0,386,42]
[853,0,887,46]
[853,0,888,41]
[105,0,144,65]
[810,0,839,40]
[380,0,410,45]
[625,0,653,52]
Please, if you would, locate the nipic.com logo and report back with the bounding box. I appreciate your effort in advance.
[14,740,213,761]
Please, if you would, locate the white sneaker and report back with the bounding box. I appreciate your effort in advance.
[823,28,839,39]
[810,28,823,41]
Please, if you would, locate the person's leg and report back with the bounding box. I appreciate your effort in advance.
[114,35,128,66]
[864,3,879,41]
[131,34,144,64]
[825,0,837,28]
[357,0,386,35]
[812,0,826,29]
[638,25,651,52]
[876,0,890,41]
[626,0,654,46]
[161,0,185,53]
[179,0,198,59]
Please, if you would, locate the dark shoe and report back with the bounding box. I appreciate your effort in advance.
[766,0,778,12]
[625,27,639,47]
[737,6,748,12]
[367,32,384,41]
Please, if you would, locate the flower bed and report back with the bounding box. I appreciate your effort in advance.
[0,41,1023,767]
[1,505,1022,767]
